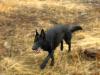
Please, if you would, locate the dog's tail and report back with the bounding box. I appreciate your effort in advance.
[69,25,82,33]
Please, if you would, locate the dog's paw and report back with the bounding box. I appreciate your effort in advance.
[40,64,46,69]
[50,62,54,66]
[67,50,71,53]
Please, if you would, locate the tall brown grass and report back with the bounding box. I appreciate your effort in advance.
[0,0,100,75]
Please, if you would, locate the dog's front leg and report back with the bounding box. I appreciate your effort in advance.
[50,51,54,66]
[40,53,50,69]
[61,41,63,51]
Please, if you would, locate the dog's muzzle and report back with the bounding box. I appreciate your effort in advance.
[32,47,41,53]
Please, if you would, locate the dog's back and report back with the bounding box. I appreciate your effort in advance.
[45,25,65,48]
[45,24,82,50]
[46,24,82,38]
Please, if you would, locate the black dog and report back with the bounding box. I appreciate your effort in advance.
[32,24,82,69]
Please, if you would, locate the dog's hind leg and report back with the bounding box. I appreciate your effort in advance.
[65,40,71,52]
[67,41,71,52]
[60,40,63,51]
[64,32,72,52]
[64,39,71,52]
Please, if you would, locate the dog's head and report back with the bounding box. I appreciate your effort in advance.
[32,29,46,52]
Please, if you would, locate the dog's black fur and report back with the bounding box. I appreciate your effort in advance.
[32,24,82,69]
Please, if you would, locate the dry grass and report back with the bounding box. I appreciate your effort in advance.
[0,0,100,75]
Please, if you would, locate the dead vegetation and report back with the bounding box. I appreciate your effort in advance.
[0,0,100,75]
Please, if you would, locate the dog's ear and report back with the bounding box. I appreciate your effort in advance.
[40,29,45,39]
[35,29,39,36]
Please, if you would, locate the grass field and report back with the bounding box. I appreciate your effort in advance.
[0,0,100,75]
